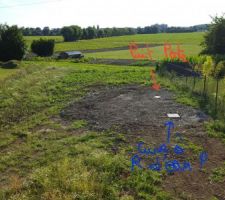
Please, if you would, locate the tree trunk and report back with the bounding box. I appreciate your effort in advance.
[215,79,219,116]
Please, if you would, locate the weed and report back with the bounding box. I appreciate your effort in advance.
[209,162,225,183]
[68,120,88,130]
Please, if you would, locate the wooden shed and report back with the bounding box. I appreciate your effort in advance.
[58,51,84,59]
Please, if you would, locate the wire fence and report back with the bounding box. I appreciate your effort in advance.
[160,72,225,120]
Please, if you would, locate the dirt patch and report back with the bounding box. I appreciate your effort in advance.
[88,58,157,66]
[62,85,208,131]
[61,85,225,200]
[82,44,162,53]
[88,58,136,66]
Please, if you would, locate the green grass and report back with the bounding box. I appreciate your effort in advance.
[209,162,225,183]
[0,31,223,199]
[25,32,204,52]
[1,131,170,199]
[85,44,202,60]
[0,61,151,132]
[205,120,225,141]
[0,61,173,199]
[68,120,88,129]
[0,68,18,80]
[0,58,224,199]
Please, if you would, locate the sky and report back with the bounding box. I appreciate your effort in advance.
[0,0,224,28]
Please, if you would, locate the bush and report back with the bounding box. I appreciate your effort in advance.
[0,25,26,62]
[31,39,55,57]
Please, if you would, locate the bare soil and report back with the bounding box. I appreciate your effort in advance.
[82,44,161,53]
[61,85,225,200]
[88,58,137,65]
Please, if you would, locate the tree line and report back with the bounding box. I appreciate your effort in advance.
[20,24,208,41]
[0,16,223,62]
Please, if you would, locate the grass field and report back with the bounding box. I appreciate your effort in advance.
[0,60,224,199]
[1,61,170,199]
[85,44,202,60]
[24,32,204,52]
[1,32,225,199]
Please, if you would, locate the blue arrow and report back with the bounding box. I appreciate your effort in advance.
[199,151,208,169]
[165,121,174,144]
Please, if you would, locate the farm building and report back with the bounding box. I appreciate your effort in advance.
[58,51,84,59]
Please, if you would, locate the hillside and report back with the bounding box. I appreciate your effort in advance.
[25,32,204,52]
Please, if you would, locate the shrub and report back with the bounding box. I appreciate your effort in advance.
[202,56,214,95]
[0,25,26,62]
[31,39,55,57]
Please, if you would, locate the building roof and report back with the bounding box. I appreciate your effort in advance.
[61,51,82,56]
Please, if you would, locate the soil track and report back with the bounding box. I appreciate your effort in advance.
[82,44,162,53]
[88,58,158,66]
[61,85,225,200]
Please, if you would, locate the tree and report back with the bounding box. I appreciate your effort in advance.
[0,25,26,61]
[61,25,82,42]
[202,56,213,95]
[212,61,225,115]
[86,26,97,39]
[61,26,75,42]
[31,39,55,57]
[137,27,143,34]
[201,15,225,55]
[22,27,32,36]
[34,27,42,36]
[143,25,159,34]
[127,28,136,35]
[97,29,105,38]
[50,28,61,36]
[82,28,88,39]
[71,25,82,40]
[0,24,7,35]
[104,28,113,37]
[43,26,50,36]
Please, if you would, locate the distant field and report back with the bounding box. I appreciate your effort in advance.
[85,44,202,60]
[24,32,204,52]
[24,36,64,46]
